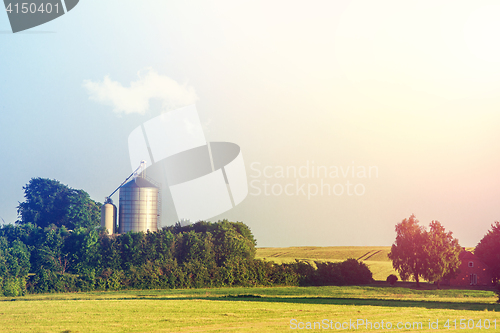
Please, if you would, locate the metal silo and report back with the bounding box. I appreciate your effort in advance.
[101,202,117,234]
[118,177,159,233]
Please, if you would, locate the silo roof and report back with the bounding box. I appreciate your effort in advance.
[122,177,159,188]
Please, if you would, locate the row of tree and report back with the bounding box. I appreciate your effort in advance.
[389,215,500,288]
[0,177,373,296]
[0,221,373,296]
[5,178,500,295]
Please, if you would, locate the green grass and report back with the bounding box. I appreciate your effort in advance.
[0,247,491,332]
[0,285,498,332]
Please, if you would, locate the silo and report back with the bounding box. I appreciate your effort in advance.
[101,203,117,234]
[118,177,159,233]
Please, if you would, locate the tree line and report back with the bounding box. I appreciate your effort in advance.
[0,178,373,296]
[0,221,373,296]
[3,178,500,297]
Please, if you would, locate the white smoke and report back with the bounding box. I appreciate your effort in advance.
[83,69,198,115]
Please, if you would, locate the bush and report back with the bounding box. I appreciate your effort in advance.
[339,259,373,285]
[107,270,125,290]
[290,260,315,286]
[314,261,343,286]
[386,274,398,286]
[313,259,373,286]
[1,277,26,296]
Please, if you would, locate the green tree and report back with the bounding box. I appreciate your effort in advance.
[98,234,122,271]
[17,178,101,230]
[177,230,215,266]
[65,228,101,276]
[388,215,427,287]
[120,232,145,270]
[421,221,461,288]
[0,237,31,296]
[475,221,500,284]
[31,227,68,274]
[212,221,256,265]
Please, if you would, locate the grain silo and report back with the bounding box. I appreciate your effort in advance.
[101,201,117,234]
[118,177,159,233]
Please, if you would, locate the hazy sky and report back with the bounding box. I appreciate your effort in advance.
[1,0,500,247]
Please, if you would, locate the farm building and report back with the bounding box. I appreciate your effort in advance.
[445,250,491,287]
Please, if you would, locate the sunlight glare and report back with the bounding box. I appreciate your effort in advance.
[464,5,500,63]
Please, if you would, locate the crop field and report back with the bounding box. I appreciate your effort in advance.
[0,284,498,332]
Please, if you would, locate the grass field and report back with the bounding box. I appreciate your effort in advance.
[0,284,498,332]
[1,247,495,332]
[255,246,475,282]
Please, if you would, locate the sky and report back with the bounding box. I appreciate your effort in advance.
[1,0,500,247]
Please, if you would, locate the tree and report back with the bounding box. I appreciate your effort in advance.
[388,215,427,287]
[389,215,462,288]
[0,237,31,296]
[475,221,500,284]
[17,178,101,230]
[212,221,256,265]
[31,227,68,274]
[65,228,101,276]
[421,221,461,288]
